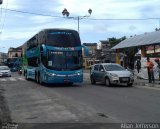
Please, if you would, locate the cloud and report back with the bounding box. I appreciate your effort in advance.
[29,16,55,24]
[1,0,160,52]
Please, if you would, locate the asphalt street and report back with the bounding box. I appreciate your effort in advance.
[0,72,160,128]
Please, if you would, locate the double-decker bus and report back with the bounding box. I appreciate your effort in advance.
[22,29,83,85]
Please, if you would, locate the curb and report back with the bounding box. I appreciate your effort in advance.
[134,82,160,88]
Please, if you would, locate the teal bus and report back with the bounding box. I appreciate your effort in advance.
[22,29,83,85]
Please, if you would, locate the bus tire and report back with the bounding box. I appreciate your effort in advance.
[36,73,39,83]
[25,71,28,80]
[23,71,25,76]
[38,74,43,85]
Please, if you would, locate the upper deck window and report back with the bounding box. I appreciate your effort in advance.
[46,30,81,47]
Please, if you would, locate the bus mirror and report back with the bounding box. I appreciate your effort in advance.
[41,44,47,56]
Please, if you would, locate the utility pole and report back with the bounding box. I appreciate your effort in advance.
[0,0,2,4]
[62,8,92,34]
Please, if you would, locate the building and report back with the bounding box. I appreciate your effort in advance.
[7,46,22,68]
[83,43,97,69]
[8,47,22,58]
[0,52,7,63]
[98,40,116,63]
[112,31,160,64]
[112,30,160,79]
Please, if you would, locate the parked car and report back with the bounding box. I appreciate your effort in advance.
[90,63,134,86]
[0,66,11,77]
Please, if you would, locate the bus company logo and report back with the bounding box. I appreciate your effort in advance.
[55,47,62,50]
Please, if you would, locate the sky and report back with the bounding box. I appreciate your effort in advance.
[0,0,160,53]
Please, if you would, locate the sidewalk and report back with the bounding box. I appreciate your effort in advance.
[133,76,160,88]
[83,69,160,88]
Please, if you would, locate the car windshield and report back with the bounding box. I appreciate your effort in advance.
[0,66,9,70]
[104,64,125,71]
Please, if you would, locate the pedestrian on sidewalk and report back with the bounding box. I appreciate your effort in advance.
[135,59,141,73]
[155,58,160,81]
[146,57,155,83]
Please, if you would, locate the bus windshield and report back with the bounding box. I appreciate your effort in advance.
[46,30,81,47]
[47,50,82,71]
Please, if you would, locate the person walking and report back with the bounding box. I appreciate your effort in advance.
[136,59,141,73]
[146,57,154,83]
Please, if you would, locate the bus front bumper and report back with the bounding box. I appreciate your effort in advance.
[43,74,83,84]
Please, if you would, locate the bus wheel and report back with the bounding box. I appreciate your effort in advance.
[38,74,43,85]
[36,74,39,83]
[25,71,28,80]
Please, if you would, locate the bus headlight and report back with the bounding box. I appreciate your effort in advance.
[46,72,56,76]
[77,73,80,76]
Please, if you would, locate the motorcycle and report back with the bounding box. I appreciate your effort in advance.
[18,69,22,75]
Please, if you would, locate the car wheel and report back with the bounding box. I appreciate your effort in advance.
[127,83,133,87]
[90,76,96,84]
[105,77,110,86]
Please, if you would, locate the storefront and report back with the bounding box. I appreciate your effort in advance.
[112,31,160,79]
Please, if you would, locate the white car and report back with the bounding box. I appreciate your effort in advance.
[90,63,134,86]
[0,66,11,77]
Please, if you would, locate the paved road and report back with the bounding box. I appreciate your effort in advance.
[0,73,160,127]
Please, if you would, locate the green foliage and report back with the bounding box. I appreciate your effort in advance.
[108,36,126,47]
[22,54,28,66]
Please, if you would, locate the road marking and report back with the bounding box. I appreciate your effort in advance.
[17,77,25,81]
[0,77,26,82]
[0,78,7,81]
[9,77,16,81]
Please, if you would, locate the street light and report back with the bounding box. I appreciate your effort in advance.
[62,8,92,33]
[62,8,70,17]
[0,47,5,63]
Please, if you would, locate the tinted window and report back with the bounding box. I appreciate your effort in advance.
[46,30,81,47]
[28,57,38,67]
[104,64,125,71]
[99,65,104,71]
[47,50,82,71]
[94,65,99,71]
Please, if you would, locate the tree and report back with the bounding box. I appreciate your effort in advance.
[109,36,126,48]
[155,28,160,31]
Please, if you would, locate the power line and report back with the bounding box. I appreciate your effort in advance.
[88,18,160,21]
[2,7,160,21]
[1,8,65,18]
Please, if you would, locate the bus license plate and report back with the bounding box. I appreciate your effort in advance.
[64,80,70,83]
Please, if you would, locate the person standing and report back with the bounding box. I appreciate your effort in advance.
[146,57,154,83]
[155,58,160,81]
[136,59,141,73]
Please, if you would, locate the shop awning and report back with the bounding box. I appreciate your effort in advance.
[112,31,160,49]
